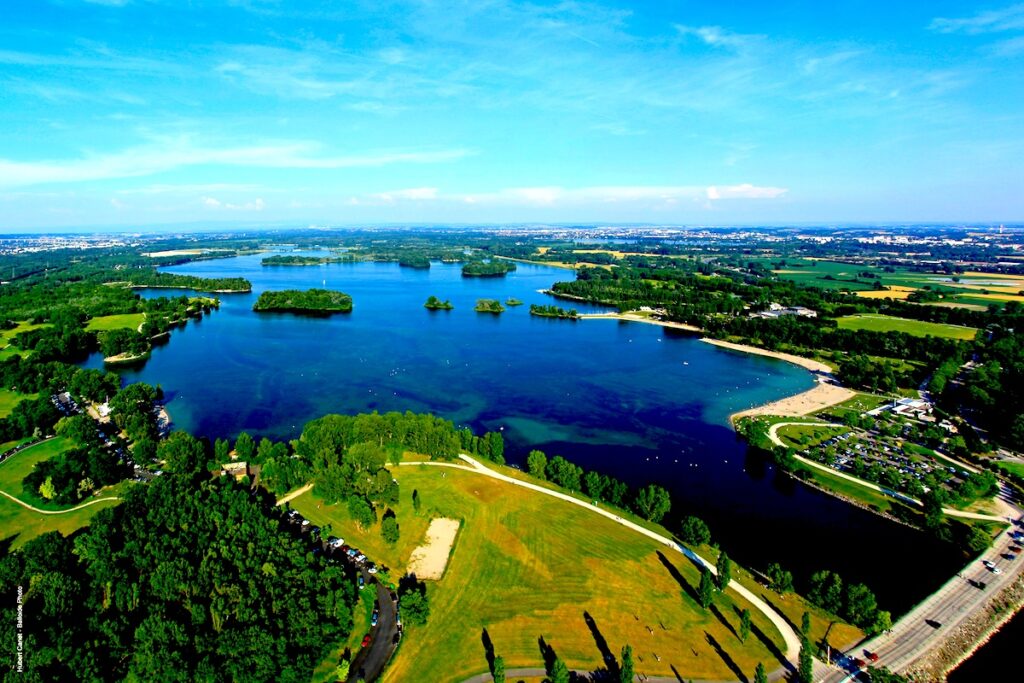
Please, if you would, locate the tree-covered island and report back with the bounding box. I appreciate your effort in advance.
[424,296,454,310]
[461,260,516,277]
[474,299,505,314]
[252,289,353,314]
[529,304,578,319]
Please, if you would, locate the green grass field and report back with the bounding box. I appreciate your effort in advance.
[996,461,1024,478]
[0,321,50,360]
[767,259,879,291]
[835,314,978,340]
[290,466,791,683]
[818,392,890,418]
[777,424,848,448]
[0,437,125,549]
[85,312,145,331]
[0,388,36,418]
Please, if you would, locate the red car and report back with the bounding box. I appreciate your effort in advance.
[852,658,866,669]
[866,652,879,662]
[361,634,372,648]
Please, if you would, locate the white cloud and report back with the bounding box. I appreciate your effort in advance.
[0,142,472,188]
[706,184,787,200]
[109,198,126,209]
[353,184,787,206]
[369,187,439,202]
[202,196,265,211]
[930,4,1024,34]
[674,24,757,49]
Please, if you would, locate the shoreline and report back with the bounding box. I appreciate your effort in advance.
[572,309,853,418]
[943,583,1023,681]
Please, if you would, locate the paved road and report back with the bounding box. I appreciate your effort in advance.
[348,572,399,683]
[399,456,804,680]
[767,422,1008,523]
[820,518,1024,682]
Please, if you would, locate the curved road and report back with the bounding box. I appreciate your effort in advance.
[398,455,804,680]
[767,422,1008,523]
[0,489,120,514]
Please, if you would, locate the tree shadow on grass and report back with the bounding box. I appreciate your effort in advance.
[584,611,619,678]
[750,621,792,672]
[670,664,687,682]
[482,628,495,674]
[710,603,739,640]
[705,631,748,683]
[657,550,700,604]
[538,635,557,674]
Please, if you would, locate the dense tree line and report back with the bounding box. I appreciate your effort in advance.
[529,304,578,319]
[462,260,516,277]
[0,473,355,681]
[123,270,250,292]
[252,289,353,314]
[524,448,671,523]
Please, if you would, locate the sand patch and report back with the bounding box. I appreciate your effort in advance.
[408,518,460,580]
[732,382,856,420]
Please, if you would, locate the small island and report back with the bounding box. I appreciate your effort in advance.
[529,304,578,319]
[462,260,517,277]
[505,297,524,306]
[474,299,505,314]
[424,296,454,310]
[252,288,353,314]
[399,255,431,269]
[262,255,334,266]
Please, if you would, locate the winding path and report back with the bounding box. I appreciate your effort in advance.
[767,422,1008,523]
[0,489,119,514]
[397,455,804,682]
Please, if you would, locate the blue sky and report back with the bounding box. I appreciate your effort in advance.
[1,0,1022,230]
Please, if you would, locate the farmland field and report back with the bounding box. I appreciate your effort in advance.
[835,314,978,340]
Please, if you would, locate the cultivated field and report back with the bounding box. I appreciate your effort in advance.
[835,314,978,340]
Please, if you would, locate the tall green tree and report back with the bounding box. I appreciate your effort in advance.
[619,644,634,683]
[739,609,751,643]
[549,657,570,683]
[716,551,731,591]
[234,432,255,460]
[801,611,811,637]
[799,635,814,683]
[753,662,768,683]
[527,449,548,479]
[698,566,714,610]
[492,655,505,683]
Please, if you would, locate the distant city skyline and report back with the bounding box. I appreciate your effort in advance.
[1,0,1023,231]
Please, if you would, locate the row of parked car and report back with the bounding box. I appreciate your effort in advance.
[285,509,381,574]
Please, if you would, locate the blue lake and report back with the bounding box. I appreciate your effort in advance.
[87,252,962,612]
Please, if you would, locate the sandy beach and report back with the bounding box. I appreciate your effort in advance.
[698,339,855,419]
[577,312,703,333]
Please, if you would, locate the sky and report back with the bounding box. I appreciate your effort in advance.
[1,0,1023,231]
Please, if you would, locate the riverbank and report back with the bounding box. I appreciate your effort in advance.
[699,338,834,374]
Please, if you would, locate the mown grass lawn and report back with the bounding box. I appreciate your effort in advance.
[292,465,792,683]
[0,388,36,418]
[0,437,130,548]
[835,314,977,340]
[777,424,848,448]
[85,312,145,332]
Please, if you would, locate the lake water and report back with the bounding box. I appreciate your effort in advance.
[86,252,963,613]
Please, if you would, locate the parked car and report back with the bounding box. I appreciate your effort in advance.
[361,634,371,648]
[866,652,879,663]
[358,575,365,588]
[367,565,378,575]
